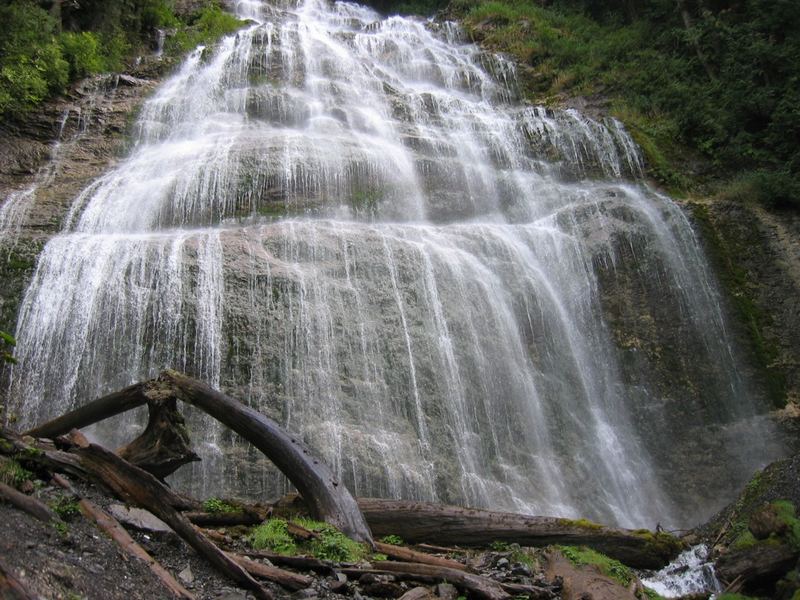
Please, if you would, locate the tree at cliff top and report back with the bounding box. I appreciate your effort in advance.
[0,0,244,121]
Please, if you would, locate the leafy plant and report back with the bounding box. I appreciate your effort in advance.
[50,495,81,521]
[1,331,17,365]
[380,534,404,545]
[249,518,298,555]
[557,545,633,587]
[0,457,33,487]
[202,497,237,514]
[60,31,105,79]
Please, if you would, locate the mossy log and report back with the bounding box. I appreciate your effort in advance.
[715,542,799,588]
[25,369,372,544]
[355,498,682,569]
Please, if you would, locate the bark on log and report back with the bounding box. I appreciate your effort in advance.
[240,551,335,574]
[66,432,274,600]
[0,557,36,600]
[24,371,372,544]
[185,508,268,527]
[227,553,314,590]
[0,481,56,522]
[78,498,195,599]
[356,498,681,569]
[715,542,799,588]
[117,397,200,479]
[341,563,511,600]
[373,541,469,572]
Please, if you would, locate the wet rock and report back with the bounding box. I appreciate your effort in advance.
[178,565,195,585]
[359,573,403,598]
[398,586,434,600]
[108,504,173,533]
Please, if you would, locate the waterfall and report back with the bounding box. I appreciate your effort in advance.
[2,0,781,528]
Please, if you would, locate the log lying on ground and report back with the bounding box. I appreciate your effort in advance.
[0,557,35,600]
[0,481,56,522]
[356,498,682,569]
[340,562,512,600]
[66,431,274,600]
[226,553,314,590]
[78,498,195,600]
[25,370,372,544]
[186,508,267,527]
[373,541,469,572]
[715,543,799,589]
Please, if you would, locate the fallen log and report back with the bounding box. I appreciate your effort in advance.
[715,542,799,589]
[0,481,56,522]
[78,498,195,599]
[66,431,274,600]
[0,557,35,600]
[227,553,314,590]
[340,562,511,600]
[239,551,335,574]
[356,498,681,569]
[185,508,268,527]
[25,370,372,544]
[374,541,469,572]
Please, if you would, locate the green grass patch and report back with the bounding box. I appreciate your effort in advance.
[202,497,238,514]
[380,534,404,545]
[0,457,32,487]
[557,545,634,587]
[249,518,298,555]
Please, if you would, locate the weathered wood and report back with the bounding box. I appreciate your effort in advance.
[185,509,267,527]
[24,371,372,544]
[156,370,372,544]
[240,551,335,574]
[78,498,195,599]
[117,397,199,479]
[356,498,680,569]
[374,541,469,572]
[67,432,274,600]
[715,542,799,587]
[0,557,36,600]
[341,562,511,600]
[0,481,56,522]
[25,383,149,439]
[227,553,314,590]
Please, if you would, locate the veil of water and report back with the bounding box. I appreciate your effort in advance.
[2,0,781,528]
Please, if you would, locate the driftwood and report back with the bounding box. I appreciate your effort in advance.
[25,370,372,544]
[0,557,35,600]
[78,498,195,599]
[374,541,469,572]
[356,498,680,569]
[0,481,56,522]
[66,431,274,600]
[117,397,200,479]
[715,543,799,588]
[186,508,268,527]
[240,551,335,574]
[340,562,511,600]
[227,552,314,590]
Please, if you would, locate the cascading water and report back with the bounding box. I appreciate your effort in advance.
[2,0,782,528]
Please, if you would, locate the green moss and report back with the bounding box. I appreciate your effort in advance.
[690,203,787,405]
[0,457,33,487]
[631,529,685,562]
[557,517,604,530]
[557,545,633,587]
[249,518,298,555]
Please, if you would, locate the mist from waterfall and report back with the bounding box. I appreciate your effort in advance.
[3,0,781,528]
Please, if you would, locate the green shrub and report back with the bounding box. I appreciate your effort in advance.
[0,1,68,118]
[0,457,33,487]
[60,31,105,78]
[202,497,238,514]
[380,534,404,545]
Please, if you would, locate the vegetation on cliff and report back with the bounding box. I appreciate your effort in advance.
[0,0,245,120]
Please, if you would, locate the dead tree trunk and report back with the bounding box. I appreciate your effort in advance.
[25,370,373,544]
[356,498,681,569]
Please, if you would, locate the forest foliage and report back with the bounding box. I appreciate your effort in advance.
[449,0,800,208]
[0,0,244,120]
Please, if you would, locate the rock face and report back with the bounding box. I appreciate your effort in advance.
[0,1,796,533]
